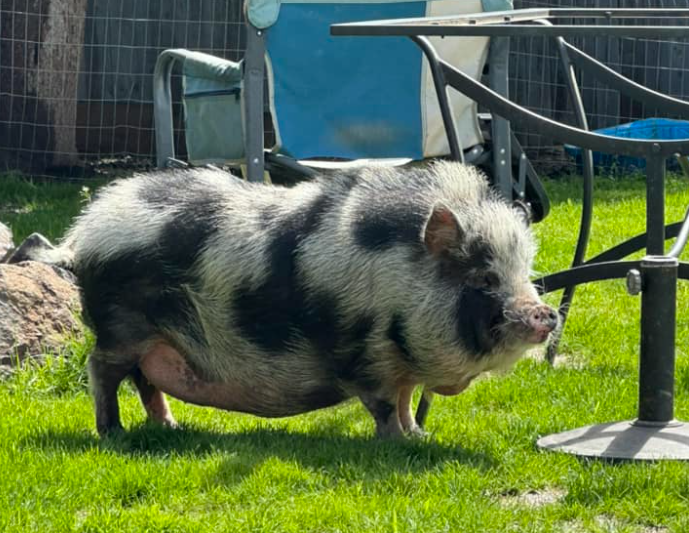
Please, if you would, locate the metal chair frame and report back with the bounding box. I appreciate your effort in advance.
[153,3,549,215]
[333,7,689,460]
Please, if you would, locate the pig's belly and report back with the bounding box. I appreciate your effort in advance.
[138,344,341,418]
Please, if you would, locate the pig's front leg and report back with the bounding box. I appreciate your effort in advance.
[359,391,404,438]
[397,384,427,437]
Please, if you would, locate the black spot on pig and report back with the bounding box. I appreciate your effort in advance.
[233,193,342,354]
[139,174,196,207]
[87,190,223,349]
[232,281,292,354]
[137,173,227,276]
[259,207,278,230]
[461,239,494,271]
[333,315,379,390]
[332,171,360,193]
[298,292,340,355]
[455,287,505,356]
[301,385,348,411]
[139,170,249,209]
[388,314,416,365]
[353,203,426,251]
[158,196,224,273]
[437,239,495,286]
[77,249,206,351]
[369,399,395,425]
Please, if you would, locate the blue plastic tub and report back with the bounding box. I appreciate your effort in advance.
[565,118,689,172]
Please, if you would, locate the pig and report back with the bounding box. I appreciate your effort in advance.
[41,161,557,438]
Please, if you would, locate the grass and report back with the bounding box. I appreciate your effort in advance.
[0,173,95,244]
[2,171,689,532]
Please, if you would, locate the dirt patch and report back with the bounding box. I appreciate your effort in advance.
[499,487,567,508]
[524,347,586,369]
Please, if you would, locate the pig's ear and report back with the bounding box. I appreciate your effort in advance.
[423,204,464,256]
[512,200,533,227]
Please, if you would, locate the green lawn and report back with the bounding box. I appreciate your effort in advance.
[2,172,689,532]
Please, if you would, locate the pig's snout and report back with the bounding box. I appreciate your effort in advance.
[525,304,559,344]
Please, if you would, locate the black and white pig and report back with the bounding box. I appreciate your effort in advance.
[38,161,558,437]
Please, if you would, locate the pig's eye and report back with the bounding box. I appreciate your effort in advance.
[482,273,499,290]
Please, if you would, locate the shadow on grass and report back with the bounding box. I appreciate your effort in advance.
[21,419,496,482]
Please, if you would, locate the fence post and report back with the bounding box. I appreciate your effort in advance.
[0,0,87,172]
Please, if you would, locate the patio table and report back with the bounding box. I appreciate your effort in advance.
[332,9,689,460]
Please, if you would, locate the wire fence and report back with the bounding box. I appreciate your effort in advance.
[0,0,246,178]
[512,0,689,172]
[0,0,688,179]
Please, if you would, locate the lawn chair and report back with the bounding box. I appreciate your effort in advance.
[153,0,549,222]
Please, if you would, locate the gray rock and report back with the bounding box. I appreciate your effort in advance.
[0,261,83,364]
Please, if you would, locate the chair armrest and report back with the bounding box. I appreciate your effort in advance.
[153,49,243,168]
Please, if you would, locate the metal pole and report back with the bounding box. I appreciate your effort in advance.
[646,151,666,256]
[244,26,266,183]
[636,256,677,424]
[538,150,689,460]
[637,152,673,424]
[153,51,178,168]
[414,389,433,429]
[545,27,595,363]
[488,36,513,199]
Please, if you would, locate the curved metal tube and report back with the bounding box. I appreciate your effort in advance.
[582,221,685,265]
[537,22,595,361]
[437,60,689,157]
[410,36,463,162]
[535,260,689,294]
[544,27,595,249]
[669,207,689,258]
[564,42,689,119]
[264,152,318,180]
[153,50,188,168]
[509,131,550,221]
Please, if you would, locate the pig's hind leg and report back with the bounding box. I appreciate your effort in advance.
[129,366,177,428]
[360,385,427,438]
[88,350,135,436]
[89,350,178,436]
[359,390,404,438]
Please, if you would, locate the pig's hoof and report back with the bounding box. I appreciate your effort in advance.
[97,422,125,439]
[406,425,430,439]
[160,417,179,430]
[376,427,406,440]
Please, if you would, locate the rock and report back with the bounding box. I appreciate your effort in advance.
[0,261,83,365]
[0,222,13,262]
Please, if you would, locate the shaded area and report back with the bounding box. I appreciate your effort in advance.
[20,421,496,484]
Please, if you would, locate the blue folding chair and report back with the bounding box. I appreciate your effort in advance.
[153,0,548,220]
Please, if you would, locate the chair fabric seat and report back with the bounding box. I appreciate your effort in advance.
[181,51,245,165]
[265,0,508,161]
